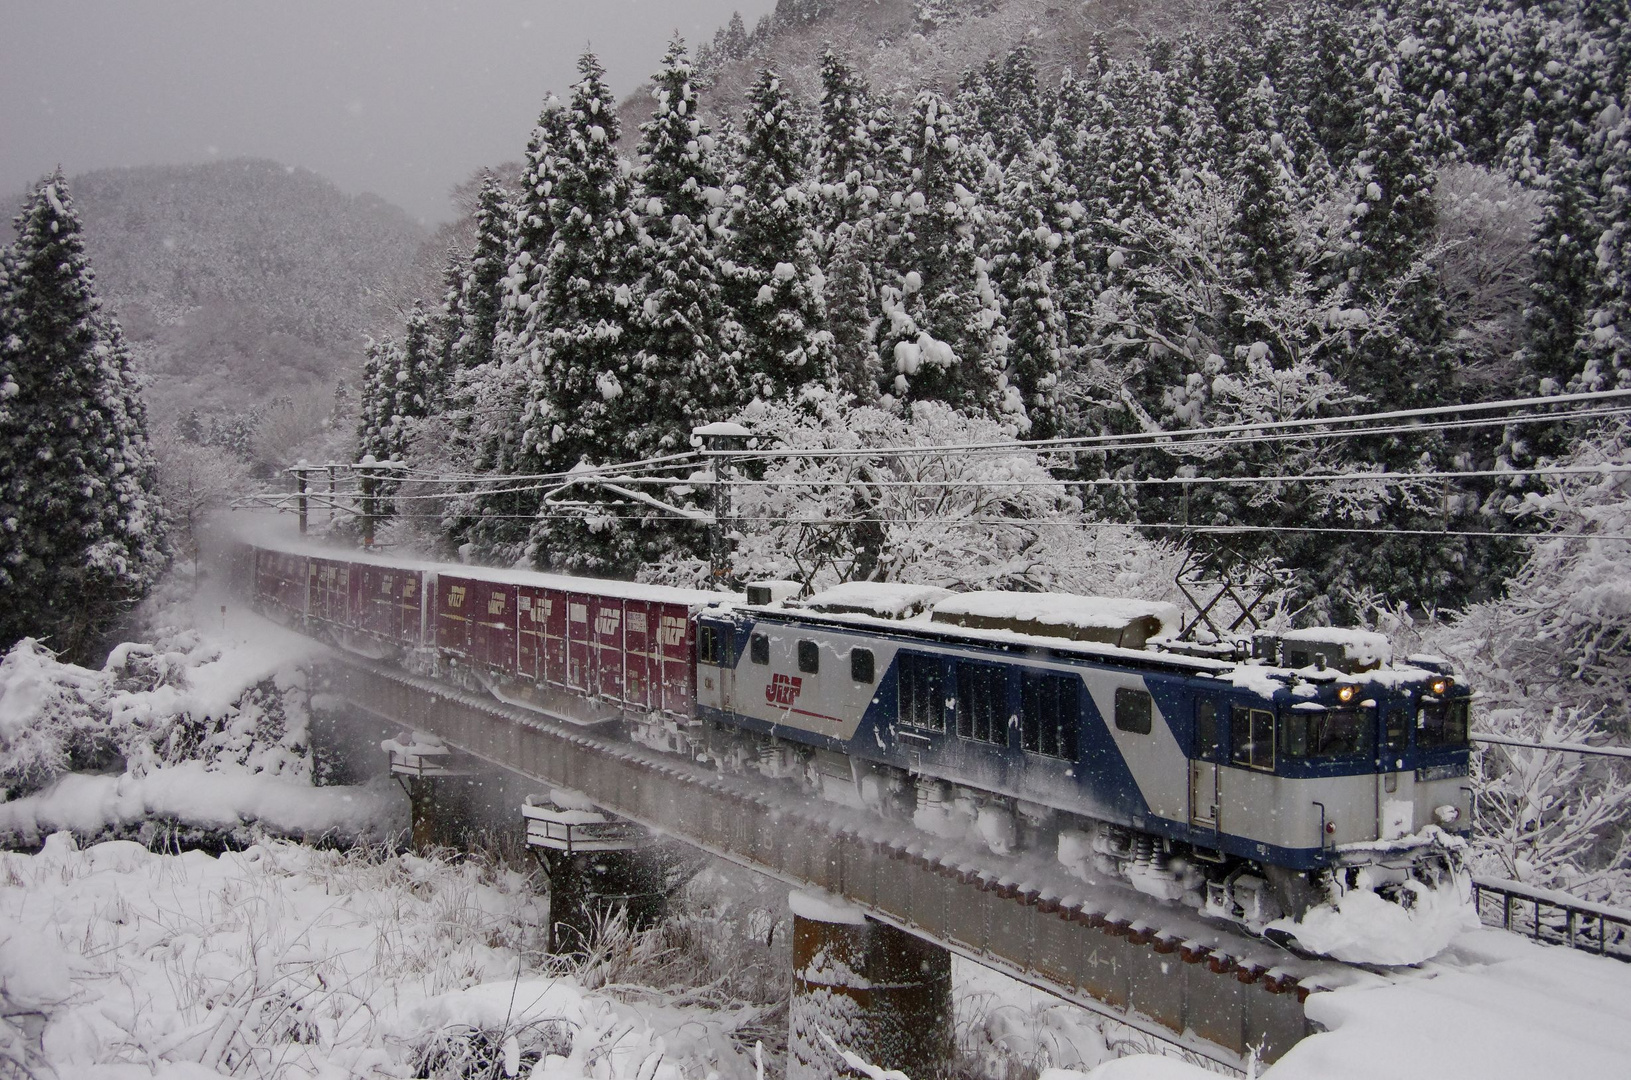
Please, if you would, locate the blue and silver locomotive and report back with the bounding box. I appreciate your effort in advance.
[692,581,1472,928]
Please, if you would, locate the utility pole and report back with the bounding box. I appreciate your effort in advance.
[293,462,309,536]
[692,422,752,586]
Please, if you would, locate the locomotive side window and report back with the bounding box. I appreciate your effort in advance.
[1021,672,1079,759]
[851,648,875,683]
[1417,698,1470,749]
[1114,687,1152,735]
[798,639,820,674]
[897,652,942,730]
[1231,705,1275,770]
[957,663,1007,745]
[1195,699,1221,760]
[749,633,769,665]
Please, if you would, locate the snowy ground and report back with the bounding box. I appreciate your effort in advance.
[1075,926,1631,1080]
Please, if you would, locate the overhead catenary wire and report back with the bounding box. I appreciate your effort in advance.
[697,387,1631,461]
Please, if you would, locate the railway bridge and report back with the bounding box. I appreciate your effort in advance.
[316,653,1333,1076]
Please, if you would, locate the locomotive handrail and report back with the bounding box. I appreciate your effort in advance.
[1471,876,1631,961]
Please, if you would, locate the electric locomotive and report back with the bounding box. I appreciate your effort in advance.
[691,580,1473,928]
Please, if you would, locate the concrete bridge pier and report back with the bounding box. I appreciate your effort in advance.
[522,795,670,955]
[787,893,953,1080]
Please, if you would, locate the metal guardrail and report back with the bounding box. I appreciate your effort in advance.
[1472,877,1631,961]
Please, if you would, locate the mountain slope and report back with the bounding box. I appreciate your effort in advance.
[53,159,427,423]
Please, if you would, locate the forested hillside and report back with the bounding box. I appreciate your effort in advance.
[56,159,426,433]
[362,0,1628,620]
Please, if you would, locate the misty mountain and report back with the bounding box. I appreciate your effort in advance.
[53,158,427,426]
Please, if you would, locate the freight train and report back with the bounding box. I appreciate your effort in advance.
[235,535,1474,941]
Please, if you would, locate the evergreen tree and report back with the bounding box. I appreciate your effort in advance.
[825,222,882,403]
[451,174,510,378]
[993,144,1069,437]
[877,90,1009,418]
[355,335,399,465]
[815,49,893,238]
[496,98,569,367]
[521,52,649,574]
[631,37,741,459]
[1523,139,1597,392]
[725,67,833,400]
[1230,78,1299,300]
[0,173,168,660]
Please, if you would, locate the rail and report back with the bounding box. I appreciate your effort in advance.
[1471,877,1631,961]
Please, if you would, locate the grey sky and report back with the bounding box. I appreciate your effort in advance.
[1,1,774,225]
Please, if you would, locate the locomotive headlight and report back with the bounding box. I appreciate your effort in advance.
[1337,684,1357,704]
[1428,677,1451,696]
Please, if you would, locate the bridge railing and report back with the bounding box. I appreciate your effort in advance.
[1471,877,1631,961]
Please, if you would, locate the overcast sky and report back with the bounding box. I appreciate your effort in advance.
[1,1,775,225]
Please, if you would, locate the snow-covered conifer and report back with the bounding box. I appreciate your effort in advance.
[630,37,741,459]
[876,90,1009,419]
[0,173,168,659]
[993,145,1070,437]
[520,52,649,573]
[724,67,834,400]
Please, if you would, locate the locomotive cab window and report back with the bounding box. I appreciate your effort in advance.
[957,663,1007,745]
[1021,672,1079,759]
[897,652,942,730]
[851,647,875,683]
[1280,706,1370,759]
[749,633,769,665]
[1114,687,1152,735]
[1231,705,1275,771]
[1417,697,1470,749]
[797,639,820,674]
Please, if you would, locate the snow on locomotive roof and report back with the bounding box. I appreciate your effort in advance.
[798,581,953,619]
[1277,626,1393,668]
[931,591,1181,649]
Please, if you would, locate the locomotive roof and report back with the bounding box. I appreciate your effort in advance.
[726,600,1453,693]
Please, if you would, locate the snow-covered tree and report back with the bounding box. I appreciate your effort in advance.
[449,174,510,379]
[520,52,650,574]
[645,387,1184,600]
[0,173,168,660]
[992,144,1069,438]
[725,68,833,400]
[876,90,1010,419]
[629,37,741,463]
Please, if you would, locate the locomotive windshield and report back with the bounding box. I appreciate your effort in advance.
[1417,697,1471,749]
[1279,705,1370,759]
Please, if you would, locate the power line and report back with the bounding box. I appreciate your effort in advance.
[705,388,1631,461]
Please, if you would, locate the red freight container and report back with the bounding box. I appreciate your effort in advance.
[654,602,694,717]
[436,574,517,673]
[591,596,624,700]
[622,601,652,711]
[255,549,308,620]
[565,592,593,694]
[354,563,423,646]
[308,557,353,628]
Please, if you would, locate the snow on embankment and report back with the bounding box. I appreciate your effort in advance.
[0,592,404,847]
[1060,929,1631,1080]
[0,837,745,1078]
[0,761,402,846]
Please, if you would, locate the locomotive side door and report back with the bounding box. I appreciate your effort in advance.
[1190,697,1222,830]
